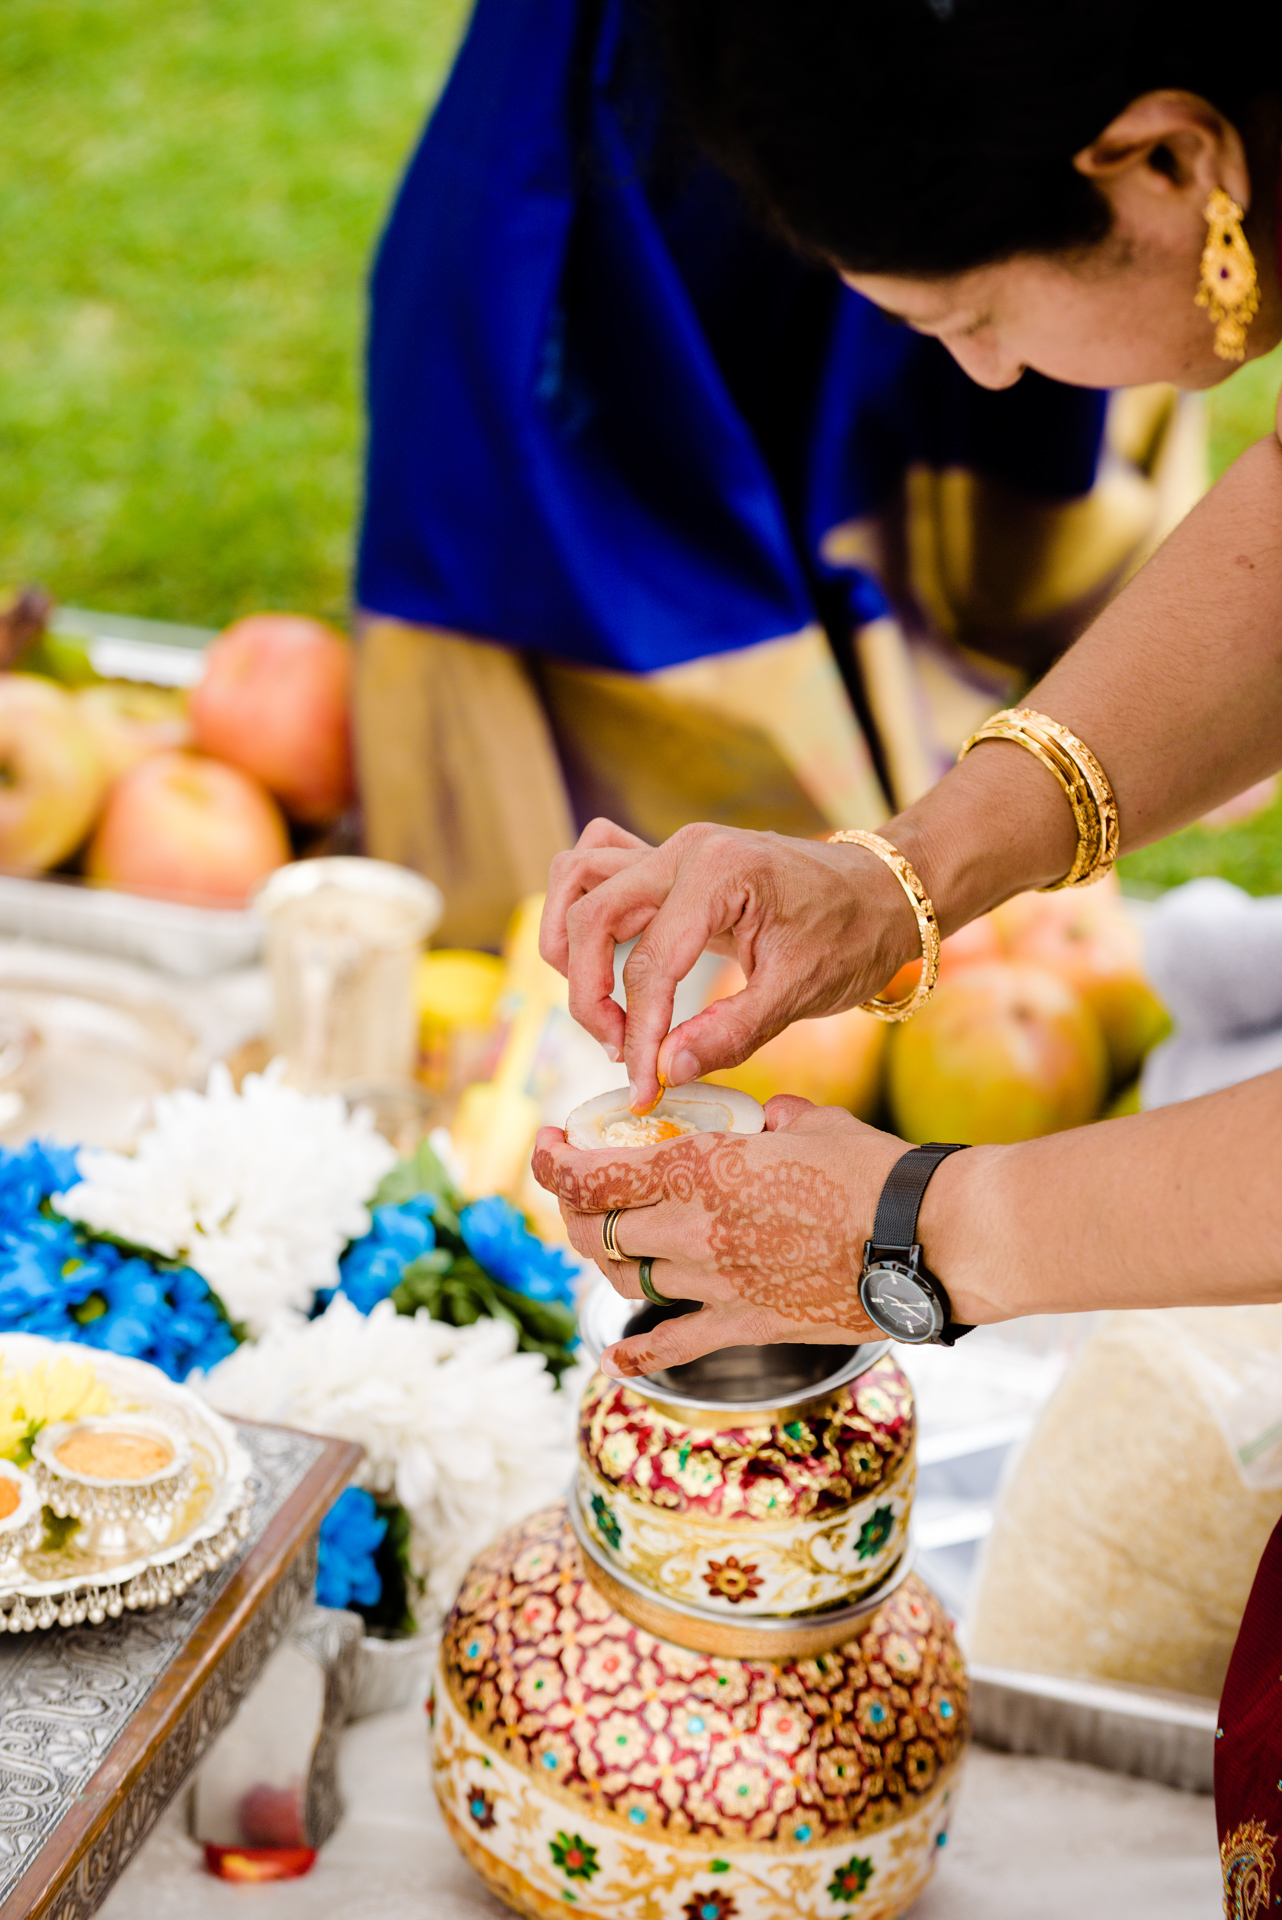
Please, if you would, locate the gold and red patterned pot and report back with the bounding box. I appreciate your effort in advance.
[577,1354,915,1620]
[434,1503,967,1920]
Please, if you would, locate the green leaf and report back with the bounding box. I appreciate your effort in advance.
[372,1137,462,1221]
[391,1252,578,1380]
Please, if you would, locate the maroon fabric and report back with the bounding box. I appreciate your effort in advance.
[1215,1514,1282,1916]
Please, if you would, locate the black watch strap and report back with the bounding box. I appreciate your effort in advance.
[871,1142,969,1251]
[871,1143,973,1346]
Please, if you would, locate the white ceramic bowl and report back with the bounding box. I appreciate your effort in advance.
[564,1080,763,1150]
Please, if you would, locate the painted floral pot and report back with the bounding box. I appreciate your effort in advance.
[434,1503,966,1920]
[577,1354,915,1620]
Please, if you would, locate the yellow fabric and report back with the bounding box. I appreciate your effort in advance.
[355,618,575,950]
[355,619,888,948]
[827,388,1208,796]
[356,390,1206,933]
[537,625,887,844]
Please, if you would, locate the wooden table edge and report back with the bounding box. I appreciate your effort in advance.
[0,1424,362,1920]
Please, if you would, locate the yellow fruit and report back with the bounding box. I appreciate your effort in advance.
[1105,1078,1142,1118]
[415,949,506,1099]
[415,949,505,1036]
[887,963,1109,1145]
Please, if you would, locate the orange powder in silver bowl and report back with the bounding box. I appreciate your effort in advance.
[56,1430,174,1482]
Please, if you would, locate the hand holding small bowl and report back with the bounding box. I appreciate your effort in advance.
[535,1083,898,1377]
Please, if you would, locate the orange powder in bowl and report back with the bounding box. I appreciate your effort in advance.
[57,1430,174,1481]
[0,1481,20,1521]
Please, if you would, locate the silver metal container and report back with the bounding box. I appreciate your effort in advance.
[969,1662,1217,1793]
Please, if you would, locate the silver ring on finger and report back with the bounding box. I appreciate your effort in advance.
[637,1258,671,1307]
[601,1209,626,1261]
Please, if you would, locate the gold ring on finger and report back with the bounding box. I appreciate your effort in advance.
[601,1209,626,1261]
[637,1258,671,1307]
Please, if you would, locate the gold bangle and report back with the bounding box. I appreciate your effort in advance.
[957,707,1119,891]
[827,829,941,1021]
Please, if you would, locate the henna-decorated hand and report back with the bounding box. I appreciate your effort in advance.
[539,818,919,1110]
[532,1096,906,1377]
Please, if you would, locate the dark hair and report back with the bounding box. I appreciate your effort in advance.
[652,0,1280,275]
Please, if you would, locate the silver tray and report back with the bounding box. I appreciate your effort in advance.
[0,1334,253,1630]
[0,873,262,979]
[0,966,200,1150]
[969,1661,1217,1793]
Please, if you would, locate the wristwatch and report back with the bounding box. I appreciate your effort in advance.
[858,1143,973,1347]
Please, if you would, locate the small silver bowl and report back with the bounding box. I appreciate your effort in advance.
[577,1276,889,1415]
[32,1414,193,1525]
[0,1460,44,1570]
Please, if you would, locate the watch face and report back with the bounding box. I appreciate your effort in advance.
[859,1262,943,1344]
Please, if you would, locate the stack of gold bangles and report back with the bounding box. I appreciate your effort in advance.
[957,706,1120,891]
[829,707,1118,1024]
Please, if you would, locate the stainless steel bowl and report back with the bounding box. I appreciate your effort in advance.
[576,1277,889,1415]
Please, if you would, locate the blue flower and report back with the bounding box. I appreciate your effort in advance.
[0,1141,239,1381]
[459,1196,579,1308]
[0,1141,80,1224]
[316,1487,387,1609]
[337,1196,437,1314]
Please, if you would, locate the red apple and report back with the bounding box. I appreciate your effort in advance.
[887,962,1109,1145]
[0,674,109,874]
[704,961,886,1119]
[878,913,1005,1007]
[75,682,191,782]
[190,614,354,824]
[994,881,1169,1084]
[85,750,290,905]
[988,872,1121,949]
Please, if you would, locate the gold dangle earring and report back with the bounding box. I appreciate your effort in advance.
[1196,186,1259,361]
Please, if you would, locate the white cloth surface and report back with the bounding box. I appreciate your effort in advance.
[96,1706,1221,1920]
[1141,877,1282,1106]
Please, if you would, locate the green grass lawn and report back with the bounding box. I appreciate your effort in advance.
[1118,338,1282,895]
[0,0,471,630]
[3,2,1280,890]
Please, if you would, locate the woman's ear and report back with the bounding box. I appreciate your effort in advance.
[1073,90,1251,211]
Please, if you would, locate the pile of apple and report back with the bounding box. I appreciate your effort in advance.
[708,876,1170,1142]
[0,615,354,905]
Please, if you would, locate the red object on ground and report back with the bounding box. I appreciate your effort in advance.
[190,613,355,824]
[237,1780,307,1848]
[203,1844,317,1882]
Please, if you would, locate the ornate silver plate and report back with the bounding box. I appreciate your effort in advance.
[0,1334,253,1630]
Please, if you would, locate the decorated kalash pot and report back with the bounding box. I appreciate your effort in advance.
[433,1088,968,1920]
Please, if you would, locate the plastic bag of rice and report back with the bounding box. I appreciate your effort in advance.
[968,1306,1282,1700]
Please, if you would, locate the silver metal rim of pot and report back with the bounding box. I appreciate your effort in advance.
[577,1276,892,1414]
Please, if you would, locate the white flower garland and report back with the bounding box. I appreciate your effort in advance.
[199,1295,581,1623]
[57,1062,397,1335]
